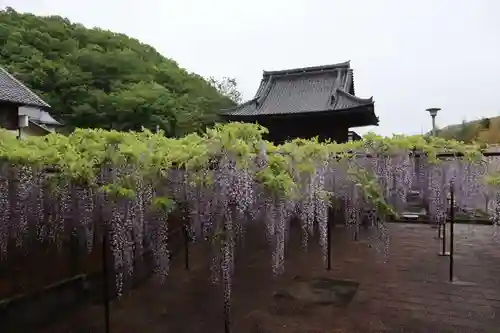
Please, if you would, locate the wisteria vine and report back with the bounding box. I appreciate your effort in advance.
[0,123,499,309]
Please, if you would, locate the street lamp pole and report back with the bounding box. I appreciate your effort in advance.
[426,108,441,136]
[425,107,441,231]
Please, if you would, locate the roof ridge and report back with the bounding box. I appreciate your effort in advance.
[347,68,356,95]
[327,69,343,108]
[336,89,373,103]
[223,74,276,114]
[255,75,274,106]
[262,61,350,76]
[0,66,50,108]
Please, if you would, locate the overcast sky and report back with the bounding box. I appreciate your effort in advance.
[4,0,500,136]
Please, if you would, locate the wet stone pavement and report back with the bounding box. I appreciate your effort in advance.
[43,223,500,333]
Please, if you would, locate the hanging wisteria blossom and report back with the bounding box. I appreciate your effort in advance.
[1,121,500,316]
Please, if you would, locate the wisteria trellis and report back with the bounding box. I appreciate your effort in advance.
[1,123,500,313]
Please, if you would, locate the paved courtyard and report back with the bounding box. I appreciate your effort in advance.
[44,222,500,333]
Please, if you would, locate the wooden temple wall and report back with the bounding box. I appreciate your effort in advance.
[256,117,350,144]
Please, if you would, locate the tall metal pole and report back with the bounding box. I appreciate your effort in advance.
[431,115,437,137]
[439,190,450,256]
[327,212,332,270]
[449,182,455,282]
[183,224,190,271]
[102,231,111,333]
[440,217,447,255]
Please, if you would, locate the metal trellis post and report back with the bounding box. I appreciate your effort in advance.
[449,182,455,282]
[327,212,332,270]
[183,224,190,271]
[102,231,111,333]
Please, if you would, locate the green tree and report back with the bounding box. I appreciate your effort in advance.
[455,120,479,143]
[208,77,242,104]
[0,7,236,136]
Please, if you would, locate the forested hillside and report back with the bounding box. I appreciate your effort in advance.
[0,7,237,136]
[437,116,500,144]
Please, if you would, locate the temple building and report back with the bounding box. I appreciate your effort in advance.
[221,61,378,144]
[0,66,62,137]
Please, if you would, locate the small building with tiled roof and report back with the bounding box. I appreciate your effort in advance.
[0,66,62,137]
[221,61,378,143]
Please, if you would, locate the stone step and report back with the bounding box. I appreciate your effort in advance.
[400,211,428,221]
[405,209,427,215]
[406,203,425,209]
[406,205,424,209]
[401,213,421,220]
[401,206,427,215]
[406,206,425,211]
[399,189,427,221]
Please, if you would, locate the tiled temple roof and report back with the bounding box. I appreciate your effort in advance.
[222,61,374,118]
